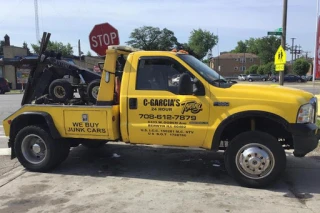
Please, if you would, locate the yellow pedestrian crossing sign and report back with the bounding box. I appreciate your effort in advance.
[274,45,286,65]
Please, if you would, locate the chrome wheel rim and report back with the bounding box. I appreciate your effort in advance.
[235,143,275,179]
[53,86,66,98]
[91,86,99,99]
[21,134,47,164]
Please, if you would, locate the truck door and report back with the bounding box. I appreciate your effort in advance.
[127,56,210,147]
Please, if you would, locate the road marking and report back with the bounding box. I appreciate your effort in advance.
[0,136,7,138]
[0,148,10,155]
[0,125,3,127]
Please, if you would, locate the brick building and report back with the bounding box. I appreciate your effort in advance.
[209,52,261,77]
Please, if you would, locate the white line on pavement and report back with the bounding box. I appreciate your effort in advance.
[0,148,10,155]
[0,136,7,138]
[0,125,3,127]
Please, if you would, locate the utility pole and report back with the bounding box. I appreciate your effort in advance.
[279,0,287,86]
[78,39,81,61]
[290,38,296,64]
[34,0,40,41]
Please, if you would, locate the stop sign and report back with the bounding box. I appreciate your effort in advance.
[89,22,120,56]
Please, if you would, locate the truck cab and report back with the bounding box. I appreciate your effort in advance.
[2,45,320,188]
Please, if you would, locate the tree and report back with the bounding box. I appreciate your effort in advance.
[23,42,31,55]
[231,36,281,64]
[257,65,265,75]
[87,51,92,56]
[188,28,218,60]
[231,41,247,53]
[31,40,74,56]
[126,26,178,50]
[293,58,310,76]
[247,64,259,74]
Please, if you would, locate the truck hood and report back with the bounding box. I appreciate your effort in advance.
[214,83,314,106]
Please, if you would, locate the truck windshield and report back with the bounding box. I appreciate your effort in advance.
[177,54,226,85]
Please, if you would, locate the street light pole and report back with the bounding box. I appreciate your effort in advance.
[279,0,287,86]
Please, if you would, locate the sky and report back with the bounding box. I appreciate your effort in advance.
[0,0,318,59]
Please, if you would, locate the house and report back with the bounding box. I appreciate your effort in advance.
[209,52,261,77]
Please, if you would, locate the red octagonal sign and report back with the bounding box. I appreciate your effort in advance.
[89,22,120,56]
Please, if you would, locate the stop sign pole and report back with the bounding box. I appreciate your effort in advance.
[89,22,120,56]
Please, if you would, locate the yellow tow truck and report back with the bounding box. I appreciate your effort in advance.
[2,33,320,188]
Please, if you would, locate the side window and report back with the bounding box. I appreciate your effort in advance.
[136,57,190,94]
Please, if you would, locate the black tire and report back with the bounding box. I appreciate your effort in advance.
[248,79,253,82]
[297,79,302,83]
[49,79,73,102]
[272,79,276,82]
[224,131,286,188]
[87,80,100,103]
[14,125,70,172]
[0,88,3,94]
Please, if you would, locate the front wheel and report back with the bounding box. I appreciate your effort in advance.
[248,79,253,82]
[272,79,276,82]
[224,131,286,188]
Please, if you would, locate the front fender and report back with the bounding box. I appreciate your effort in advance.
[209,109,290,151]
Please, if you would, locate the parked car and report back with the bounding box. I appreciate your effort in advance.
[238,74,247,81]
[269,74,306,83]
[0,77,11,94]
[247,74,267,82]
[302,75,312,81]
[284,74,306,82]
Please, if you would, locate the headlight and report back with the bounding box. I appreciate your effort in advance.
[297,103,315,123]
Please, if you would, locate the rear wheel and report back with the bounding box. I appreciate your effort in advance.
[248,78,253,82]
[224,131,286,188]
[14,125,70,172]
[272,79,276,82]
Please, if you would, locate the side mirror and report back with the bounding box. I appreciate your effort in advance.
[178,73,193,95]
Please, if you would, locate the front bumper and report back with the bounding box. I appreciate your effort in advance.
[288,123,320,157]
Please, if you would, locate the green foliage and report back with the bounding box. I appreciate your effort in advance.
[231,36,281,64]
[87,51,92,56]
[247,64,259,74]
[126,26,178,51]
[257,65,265,75]
[293,58,310,76]
[31,40,74,56]
[188,28,218,60]
[231,41,247,53]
